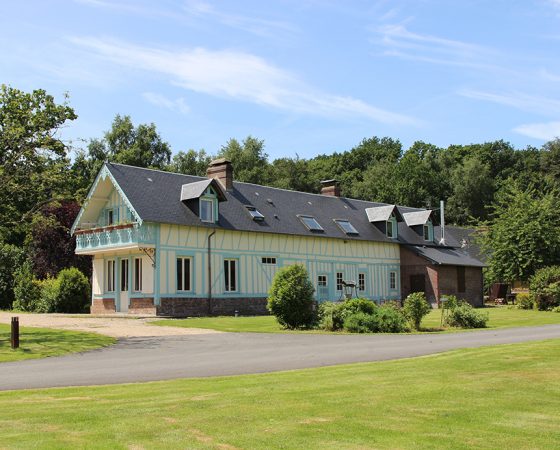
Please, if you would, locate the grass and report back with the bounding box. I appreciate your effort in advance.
[152,306,560,334]
[0,324,115,363]
[0,339,559,448]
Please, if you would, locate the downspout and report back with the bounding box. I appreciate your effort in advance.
[207,230,216,316]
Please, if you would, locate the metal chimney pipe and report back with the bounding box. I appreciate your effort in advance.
[439,200,446,245]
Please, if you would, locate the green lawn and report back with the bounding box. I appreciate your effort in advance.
[0,339,559,448]
[0,324,115,363]
[153,306,560,333]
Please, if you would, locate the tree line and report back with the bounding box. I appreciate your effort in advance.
[2,84,560,310]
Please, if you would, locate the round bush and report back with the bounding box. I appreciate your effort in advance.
[445,303,488,328]
[402,292,431,330]
[515,293,535,310]
[376,305,408,332]
[343,312,378,333]
[318,301,344,331]
[36,277,61,313]
[529,266,560,311]
[55,267,90,313]
[267,264,315,329]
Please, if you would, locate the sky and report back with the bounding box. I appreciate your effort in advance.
[2,0,560,160]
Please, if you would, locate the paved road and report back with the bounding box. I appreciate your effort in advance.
[2,325,560,391]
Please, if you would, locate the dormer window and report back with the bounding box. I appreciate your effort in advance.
[200,198,215,223]
[298,215,324,232]
[246,205,265,222]
[387,215,397,239]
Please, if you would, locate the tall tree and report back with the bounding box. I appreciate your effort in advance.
[480,184,560,283]
[218,136,269,184]
[0,85,77,244]
[168,149,212,176]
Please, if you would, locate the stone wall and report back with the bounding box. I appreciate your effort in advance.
[157,297,269,317]
[91,298,116,314]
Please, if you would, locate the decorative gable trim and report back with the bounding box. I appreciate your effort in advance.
[71,163,142,235]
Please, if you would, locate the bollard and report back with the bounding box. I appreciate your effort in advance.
[11,316,19,349]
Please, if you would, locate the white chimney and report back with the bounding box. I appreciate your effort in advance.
[439,200,446,245]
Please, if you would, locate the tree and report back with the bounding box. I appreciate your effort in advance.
[27,200,91,280]
[403,292,431,330]
[0,243,25,309]
[0,85,77,244]
[218,136,269,185]
[480,184,560,283]
[168,149,212,176]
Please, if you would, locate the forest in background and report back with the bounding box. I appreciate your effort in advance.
[2,84,560,310]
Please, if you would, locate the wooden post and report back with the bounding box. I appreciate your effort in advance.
[11,316,19,349]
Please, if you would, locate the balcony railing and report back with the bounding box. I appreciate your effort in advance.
[75,223,155,252]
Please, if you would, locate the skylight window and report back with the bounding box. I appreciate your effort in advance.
[298,215,324,231]
[245,205,265,222]
[334,219,358,235]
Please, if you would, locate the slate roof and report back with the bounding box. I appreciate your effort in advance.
[102,162,477,258]
[404,245,486,268]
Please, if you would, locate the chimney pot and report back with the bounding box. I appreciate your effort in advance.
[320,179,341,197]
[207,158,233,191]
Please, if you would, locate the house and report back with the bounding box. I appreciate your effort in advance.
[71,159,485,316]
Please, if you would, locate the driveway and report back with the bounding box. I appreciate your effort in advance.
[1,325,559,391]
[0,312,219,338]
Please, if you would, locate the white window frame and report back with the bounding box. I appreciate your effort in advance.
[199,198,214,223]
[224,259,238,292]
[176,257,192,292]
[386,217,397,239]
[336,272,344,291]
[133,257,143,292]
[261,257,277,265]
[358,273,366,291]
[106,259,115,292]
[389,271,397,290]
[120,258,129,292]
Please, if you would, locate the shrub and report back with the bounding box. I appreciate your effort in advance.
[267,264,315,329]
[55,267,90,313]
[376,305,408,332]
[445,303,488,328]
[339,298,377,317]
[552,306,560,313]
[318,301,345,331]
[36,277,61,313]
[529,266,560,311]
[515,293,535,310]
[12,261,41,312]
[343,312,378,333]
[402,292,431,330]
[0,243,25,309]
[343,305,408,333]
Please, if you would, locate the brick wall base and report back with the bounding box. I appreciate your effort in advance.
[129,298,156,315]
[91,298,116,314]
[157,297,269,317]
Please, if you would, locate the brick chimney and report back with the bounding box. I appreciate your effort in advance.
[207,158,233,191]
[320,179,341,197]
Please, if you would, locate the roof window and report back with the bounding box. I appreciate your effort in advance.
[245,205,265,222]
[334,219,358,235]
[298,215,324,232]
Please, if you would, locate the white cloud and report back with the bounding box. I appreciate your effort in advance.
[513,121,560,140]
[459,89,560,116]
[142,92,190,114]
[69,36,418,126]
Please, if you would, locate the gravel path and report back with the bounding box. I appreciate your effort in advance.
[0,312,219,338]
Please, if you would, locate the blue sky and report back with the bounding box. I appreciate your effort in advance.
[2,0,560,160]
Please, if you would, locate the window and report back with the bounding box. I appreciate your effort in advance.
[107,209,114,226]
[134,257,142,292]
[334,219,358,235]
[423,224,430,241]
[336,272,343,291]
[246,206,265,222]
[200,198,214,223]
[389,271,397,290]
[261,257,277,265]
[298,215,324,231]
[106,259,115,292]
[318,275,327,286]
[358,273,366,291]
[457,266,466,293]
[176,257,192,291]
[386,218,397,239]
[120,259,129,291]
[224,259,237,292]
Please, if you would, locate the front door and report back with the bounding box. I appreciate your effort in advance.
[410,274,426,294]
[119,258,129,312]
